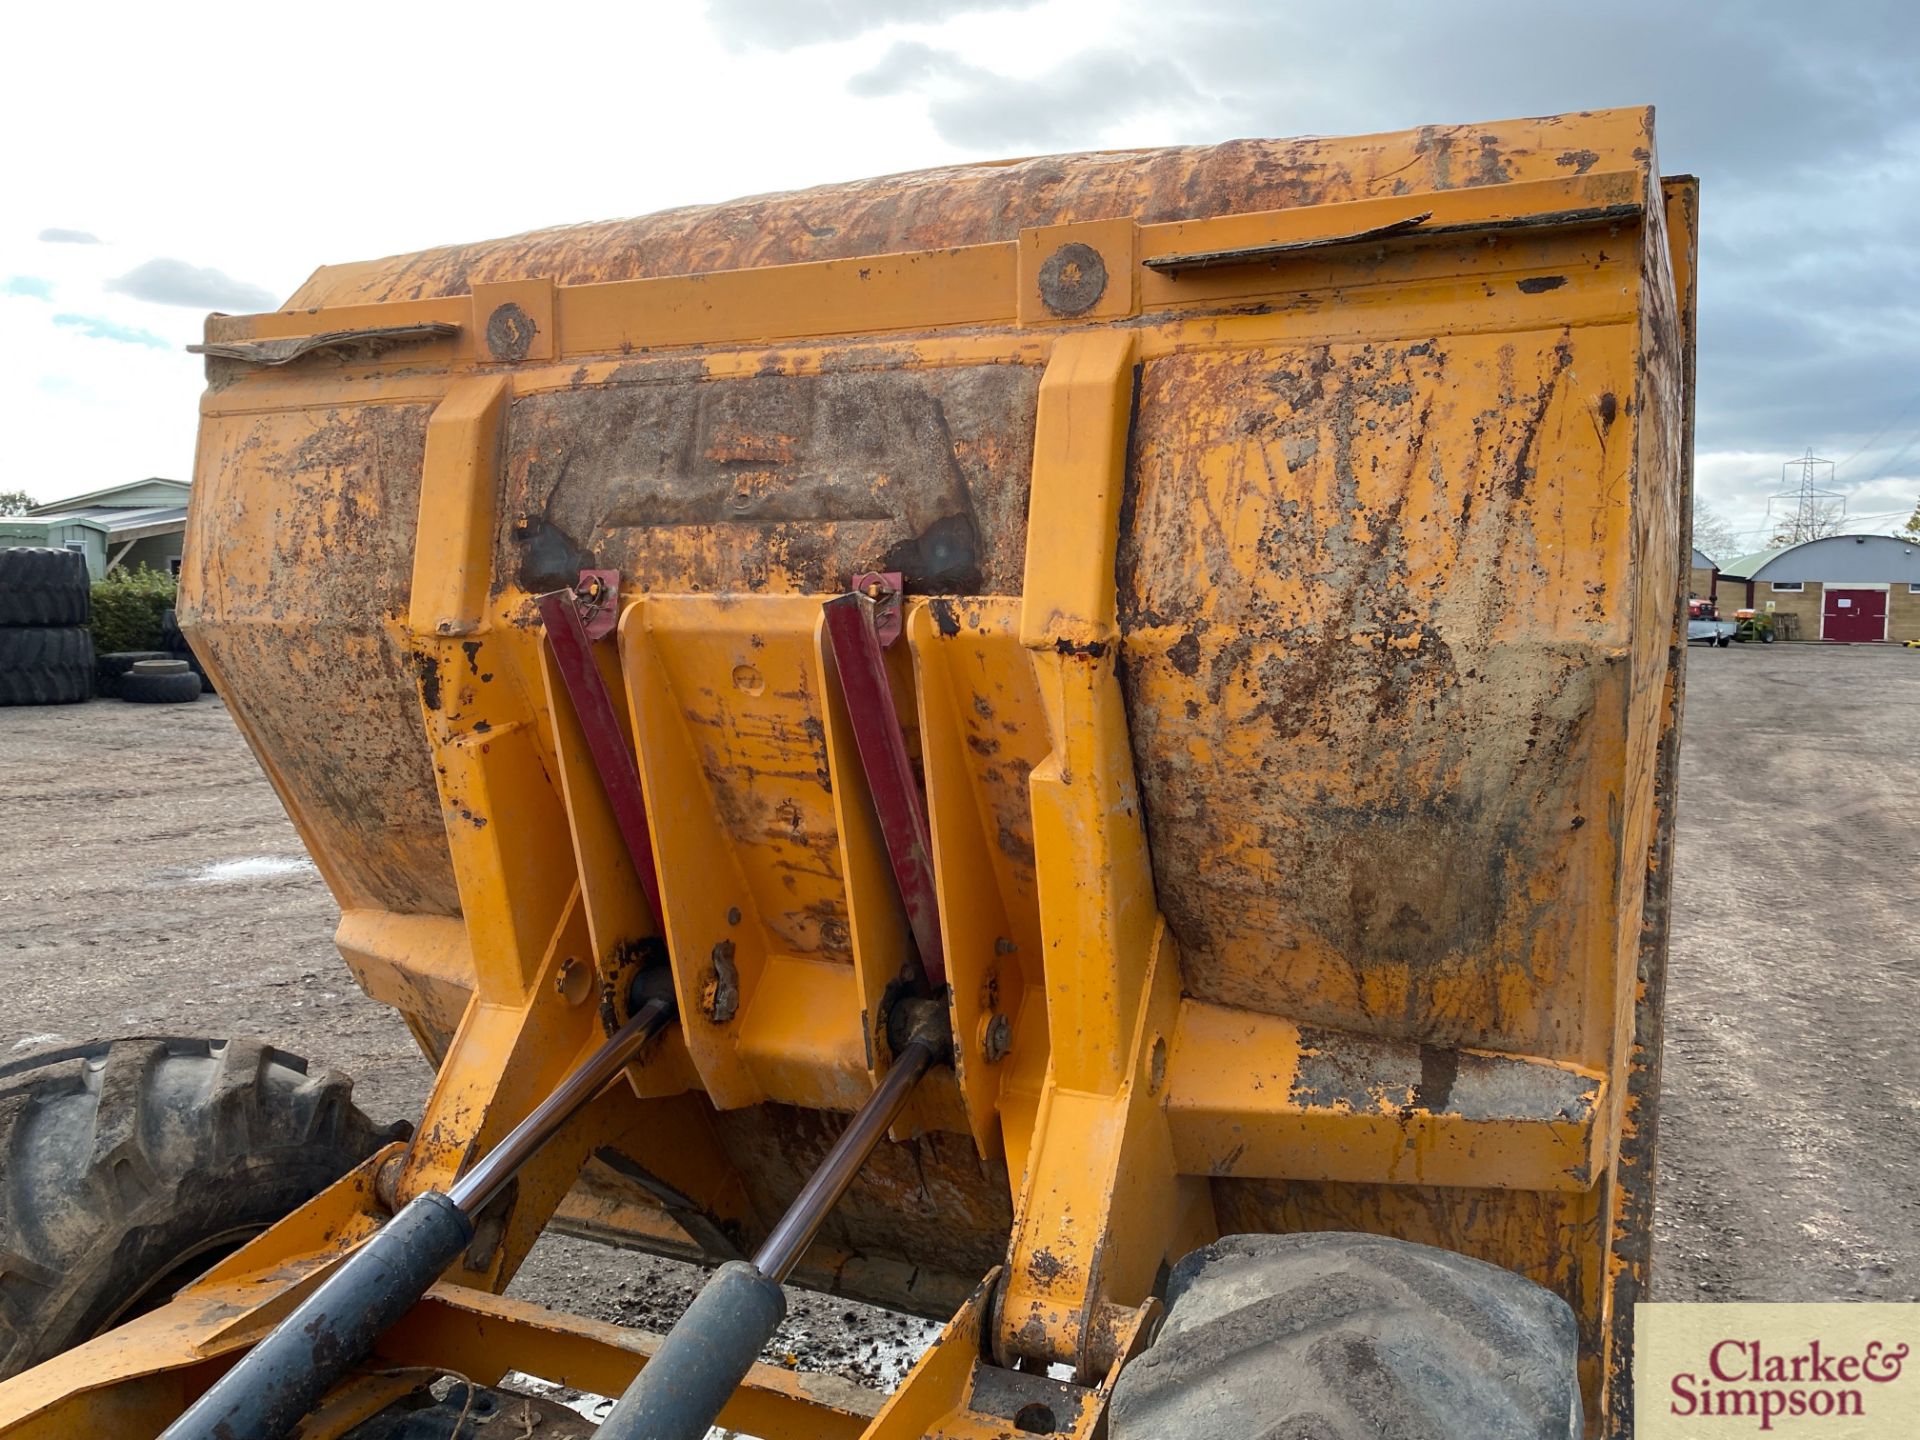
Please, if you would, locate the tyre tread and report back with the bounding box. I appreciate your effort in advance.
[0,549,90,628]
[1110,1233,1581,1440]
[0,626,94,706]
[119,668,201,704]
[0,1037,407,1378]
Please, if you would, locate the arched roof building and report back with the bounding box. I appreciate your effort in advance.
[1717,534,1920,642]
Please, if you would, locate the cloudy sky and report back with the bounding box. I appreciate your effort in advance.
[4,0,1916,555]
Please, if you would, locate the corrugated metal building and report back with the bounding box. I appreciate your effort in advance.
[0,479,190,579]
[1718,534,1920,642]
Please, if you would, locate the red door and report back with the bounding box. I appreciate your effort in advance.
[1823,588,1888,642]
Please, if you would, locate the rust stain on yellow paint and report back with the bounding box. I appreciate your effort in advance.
[1,107,1691,1440]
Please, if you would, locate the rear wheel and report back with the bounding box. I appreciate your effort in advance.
[0,1037,408,1379]
[1109,1233,1581,1440]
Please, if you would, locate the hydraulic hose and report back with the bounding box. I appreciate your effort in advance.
[160,984,675,1440]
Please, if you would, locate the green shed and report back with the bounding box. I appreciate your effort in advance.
[4,478,191,580]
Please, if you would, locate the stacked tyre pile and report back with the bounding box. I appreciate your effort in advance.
[0,548,94,707]
[97,609,208,704]
[97,652,202,703]
[159,607,214,694]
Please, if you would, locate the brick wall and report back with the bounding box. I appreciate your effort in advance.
[1754,580,1822,640]
[1716,577,1755,614]
[1701,579,1919,640]
[1887,583,1920,642]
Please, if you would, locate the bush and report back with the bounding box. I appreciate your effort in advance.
[90,566,177,654]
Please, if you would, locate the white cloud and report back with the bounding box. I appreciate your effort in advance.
[51,313,170,348]
[0,301,201,503]
[107,259,276,313]
[1697,449,1920,553]
[0,1,967,503]
[707,0,1042,50]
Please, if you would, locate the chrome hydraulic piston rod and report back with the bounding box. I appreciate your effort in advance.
[160,976,676,1440]
[592,998,950,1440]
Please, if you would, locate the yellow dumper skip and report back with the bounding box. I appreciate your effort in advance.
[0,105,1695,1439]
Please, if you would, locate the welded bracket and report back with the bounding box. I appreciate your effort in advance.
[573,568,621,640]
[992,330,1216,1378]
[850,570,904,647]
[865,1268,1163,1438]
[391,387,686,1286]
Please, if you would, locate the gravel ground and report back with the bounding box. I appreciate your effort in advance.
[1,643,1915,1412]
[0,688,938,1425]
[1652,643,1920,1301]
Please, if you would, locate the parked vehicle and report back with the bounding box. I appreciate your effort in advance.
[1688,596,1736,646]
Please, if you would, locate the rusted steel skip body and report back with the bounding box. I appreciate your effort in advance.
[0,108,1695,1438]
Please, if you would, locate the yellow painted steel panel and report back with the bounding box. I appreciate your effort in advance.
[52,107,1698,1440]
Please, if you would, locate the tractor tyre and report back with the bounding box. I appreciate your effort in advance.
[0,547,89,627]
[0,1037,409,1380]
[1760,629,1776,644]
[1109,1233,1581,1440]
[119,667,203,704]
[158,606,215,694]
[95,649,174,698]
[0,625,94,705]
